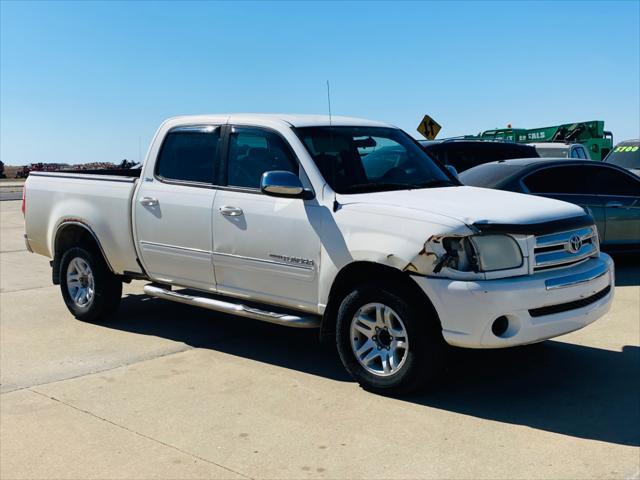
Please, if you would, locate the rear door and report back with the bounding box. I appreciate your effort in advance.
[592,167,640,246]
[134,125,221,291]
[521,165,606,239]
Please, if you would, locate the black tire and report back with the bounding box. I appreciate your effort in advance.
[59,246,122,322]
[336,282,445,395]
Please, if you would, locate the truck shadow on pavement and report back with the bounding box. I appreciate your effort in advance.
[409,342,639,448]
[110,290,639,448]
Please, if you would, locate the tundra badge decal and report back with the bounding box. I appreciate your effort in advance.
[269,254,315,268]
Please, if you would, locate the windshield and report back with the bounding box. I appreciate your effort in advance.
[605,143,640,169]
[295,126,456,194]
[536,147,569,158]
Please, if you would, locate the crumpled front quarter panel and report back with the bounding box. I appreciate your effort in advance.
[317,201,469,307]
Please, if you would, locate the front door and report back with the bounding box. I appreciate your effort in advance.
[211,126,322,311]
[134,125,221,291]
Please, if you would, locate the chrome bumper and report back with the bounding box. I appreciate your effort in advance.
[545,261,609,290]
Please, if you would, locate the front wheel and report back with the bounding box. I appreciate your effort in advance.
[60,247,122,322]
[336,283,445,395]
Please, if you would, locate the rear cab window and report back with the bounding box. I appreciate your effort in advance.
[572,147,587,159]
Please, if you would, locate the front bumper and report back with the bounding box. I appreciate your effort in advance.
[411,254,614,348]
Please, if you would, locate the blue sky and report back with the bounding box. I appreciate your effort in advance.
[1,0,639,165]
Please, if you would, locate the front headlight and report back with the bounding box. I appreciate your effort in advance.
[469,235,523,271]
[435,234,523,273]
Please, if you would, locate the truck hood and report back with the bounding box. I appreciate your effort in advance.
[336,186,586,227]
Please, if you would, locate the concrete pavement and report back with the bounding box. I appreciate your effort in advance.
[0,180,24,201]
[1,200,639,479]
[0,192,23,201]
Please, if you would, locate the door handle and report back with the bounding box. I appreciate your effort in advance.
[605,201,624,208]
[140,197,159,207]
[219,206,243,216]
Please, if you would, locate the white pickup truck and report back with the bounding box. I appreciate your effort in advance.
[23,114,615,393]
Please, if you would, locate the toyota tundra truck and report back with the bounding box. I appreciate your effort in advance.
[23,114,615,394]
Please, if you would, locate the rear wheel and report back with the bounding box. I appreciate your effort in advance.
[60,247,122,322]
[336,283,444,394]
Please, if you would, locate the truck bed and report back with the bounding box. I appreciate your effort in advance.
[24,171,144,276]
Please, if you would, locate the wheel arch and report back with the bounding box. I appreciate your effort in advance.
[52,221,113,285]
[320,261,441,343]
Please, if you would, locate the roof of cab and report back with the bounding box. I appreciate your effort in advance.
[165,113,394,129]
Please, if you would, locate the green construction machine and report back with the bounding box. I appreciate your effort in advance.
[466,121,613,160]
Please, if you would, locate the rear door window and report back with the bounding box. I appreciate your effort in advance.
[156,127,220,184]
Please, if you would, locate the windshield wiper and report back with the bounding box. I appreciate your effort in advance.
[411,179,458,188]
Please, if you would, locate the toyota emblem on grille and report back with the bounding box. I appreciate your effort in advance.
[567,234,582,254]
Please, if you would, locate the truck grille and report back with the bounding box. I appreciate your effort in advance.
[534,226,598,271]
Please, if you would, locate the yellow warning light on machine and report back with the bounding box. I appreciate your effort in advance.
[417,115,442,140]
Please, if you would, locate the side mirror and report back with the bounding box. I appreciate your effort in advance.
[445,164,459,178]
[261,171,310,198]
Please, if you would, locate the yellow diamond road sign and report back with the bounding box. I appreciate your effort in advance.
[417,115,441,140]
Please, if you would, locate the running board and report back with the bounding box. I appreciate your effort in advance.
[143,284,320,329]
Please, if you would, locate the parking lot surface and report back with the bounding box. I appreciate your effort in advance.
[0,181,24,201]
[1,199,639,479]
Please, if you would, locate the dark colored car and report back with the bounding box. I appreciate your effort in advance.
[604,139,640,176]
[460,158,640,252]
[419,139,539,173]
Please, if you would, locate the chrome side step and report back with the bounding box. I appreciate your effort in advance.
[143,284,320,329]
